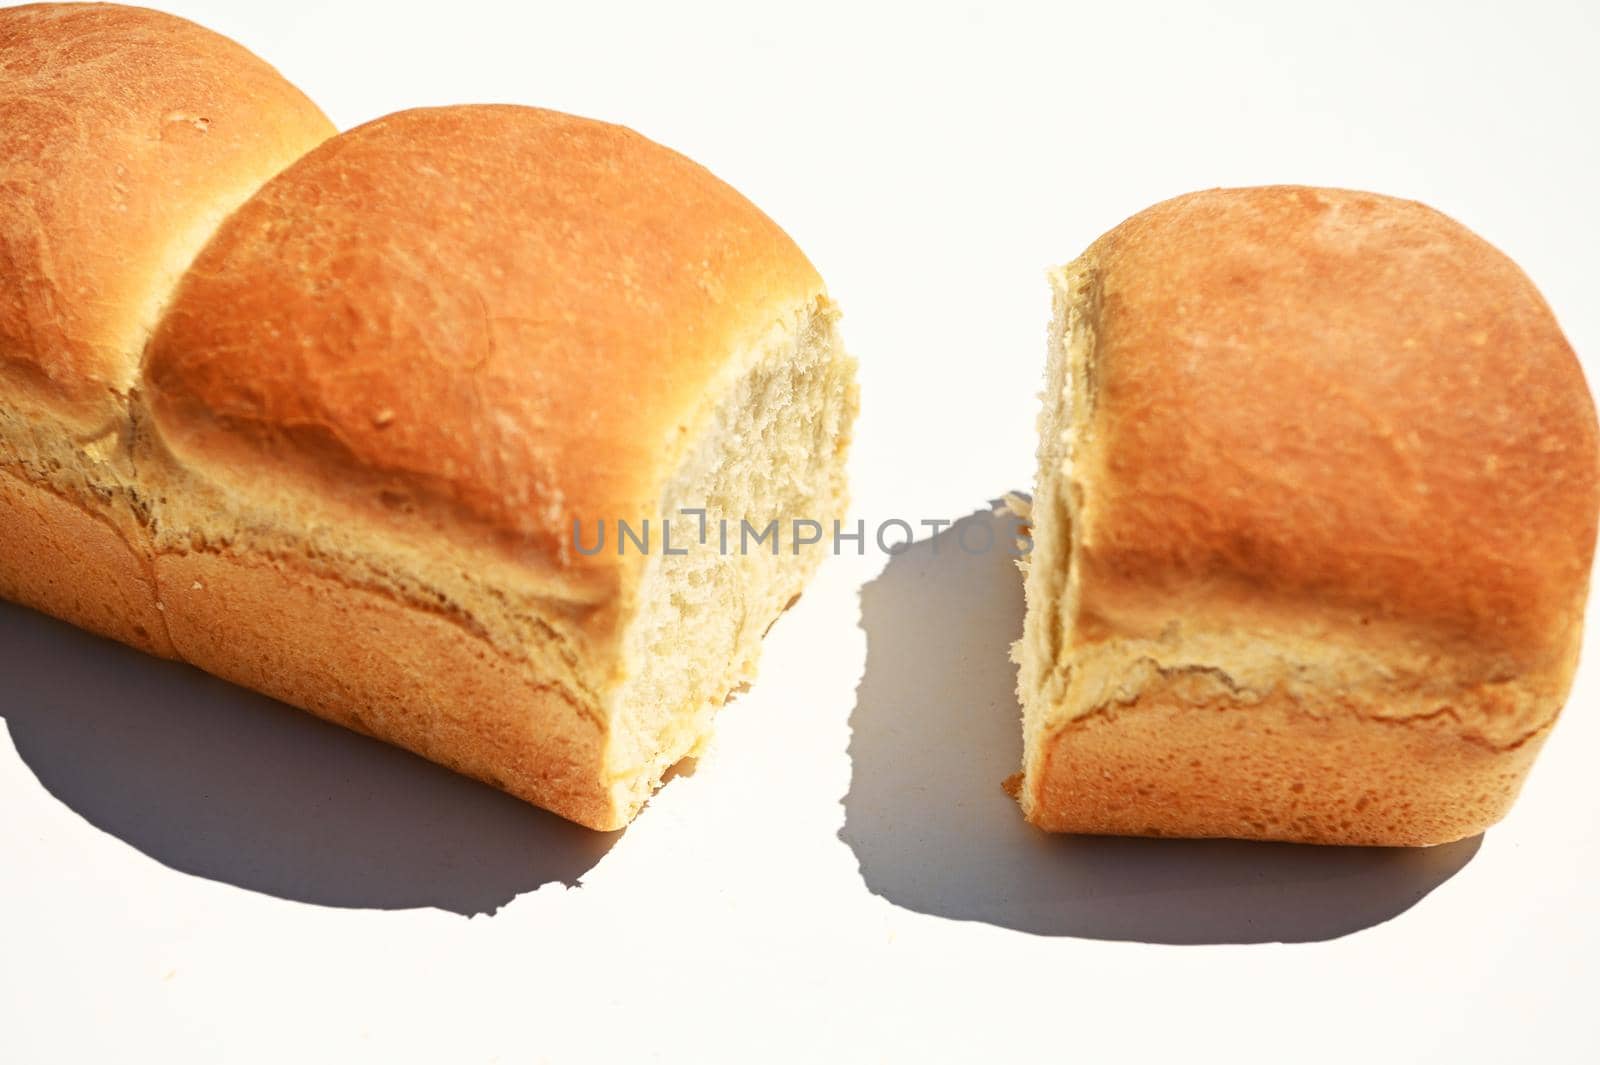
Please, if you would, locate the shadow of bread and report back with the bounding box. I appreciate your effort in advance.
[841,506,1481,943]
[0,599,616,915]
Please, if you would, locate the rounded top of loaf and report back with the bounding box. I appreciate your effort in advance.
[1068,185,1598,678]
[142,104,825,580]
[0,2,334,428]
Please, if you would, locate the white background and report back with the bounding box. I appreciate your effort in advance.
[3,1,1598,1061]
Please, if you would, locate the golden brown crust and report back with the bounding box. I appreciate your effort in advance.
[1029,678,1548,846]
[1078,185,1598,677]
[156,549,619,830]
[0,464,173,656]
[0,3,335,428]
[142,105,825,588]
[1022,186,1600,845]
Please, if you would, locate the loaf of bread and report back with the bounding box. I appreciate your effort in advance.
[1015,186,1598,846]
[2,5,857,830]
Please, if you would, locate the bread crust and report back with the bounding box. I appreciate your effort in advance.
[1079,186,1598,667]
[0,2,335,428]
[0,464,172,656]
[142,105,825,592]
[1028,679,1550,846]
[1021,186,1599,845]
[157,548,617,830]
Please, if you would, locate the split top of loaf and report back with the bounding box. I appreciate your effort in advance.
[1017,186,1599,846]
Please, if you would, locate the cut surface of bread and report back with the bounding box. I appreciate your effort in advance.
[139,106,856,829]
[1016,186,1599,846]
[0,3,334,653]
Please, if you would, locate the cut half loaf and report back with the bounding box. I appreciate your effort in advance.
[0,6,855,830]
[1016,186,1598,846]
[138,106,857,830]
